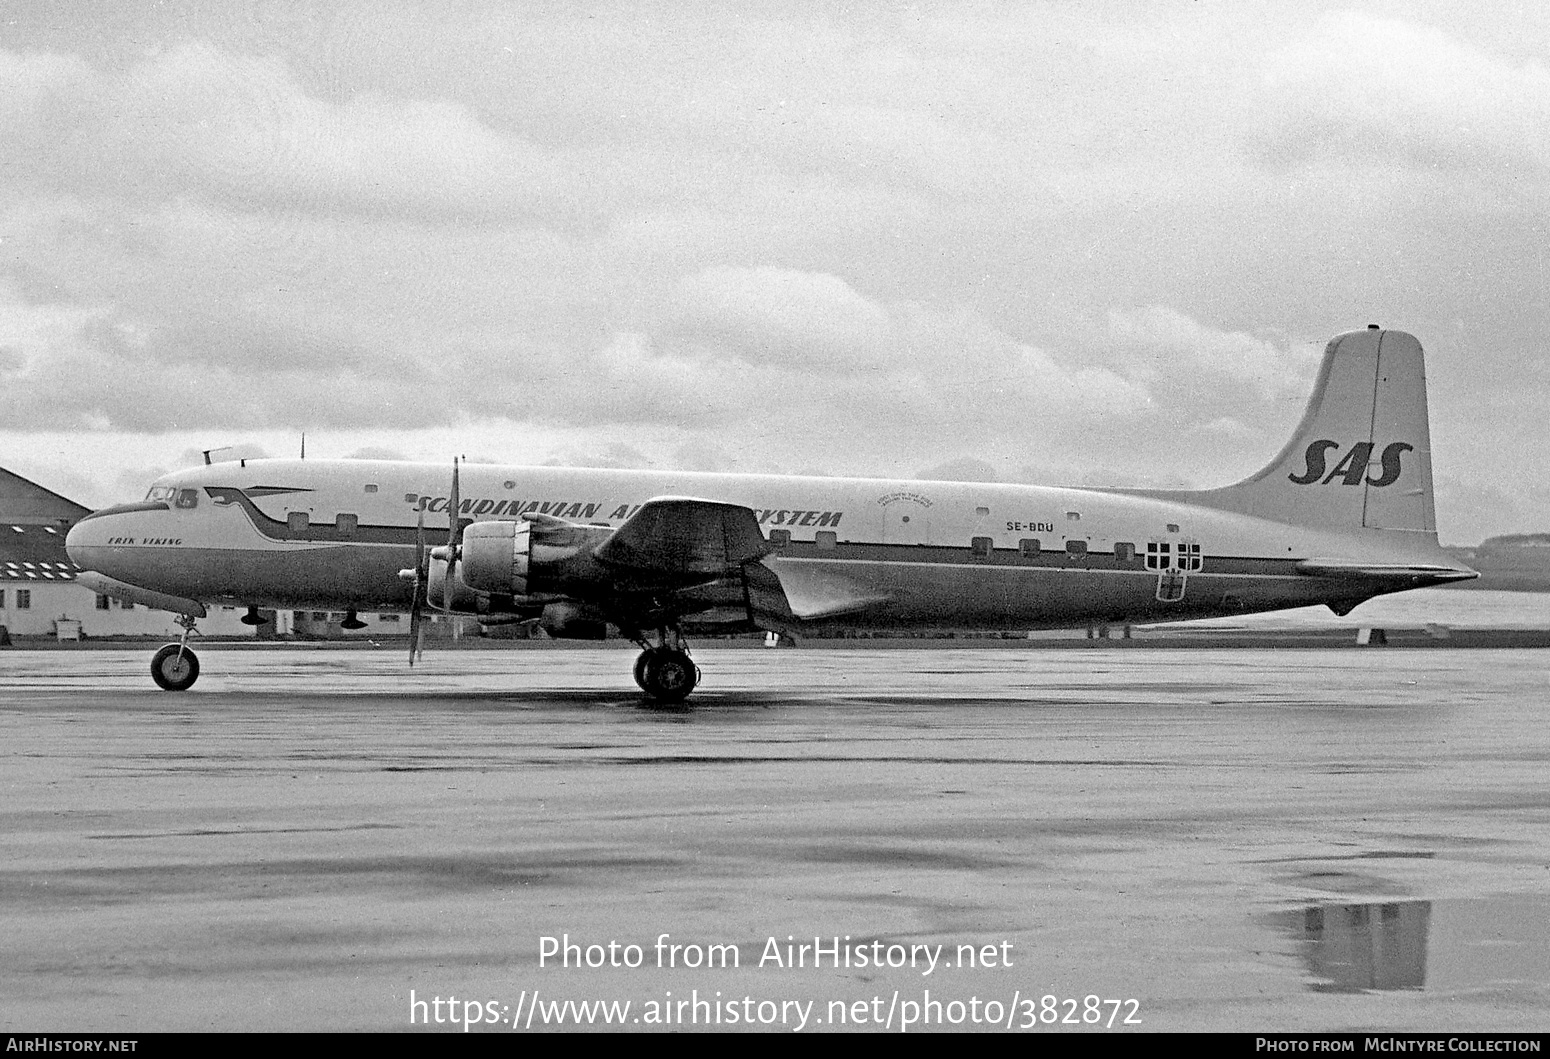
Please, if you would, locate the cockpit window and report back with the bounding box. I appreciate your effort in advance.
[174,489,199,510]
[145,486,176,502]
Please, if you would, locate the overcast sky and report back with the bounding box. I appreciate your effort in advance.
[2,1,1547,543]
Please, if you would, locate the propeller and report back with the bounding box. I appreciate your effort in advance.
[402,458,463,664]
[408,509,426,665]
[439,457,461,611]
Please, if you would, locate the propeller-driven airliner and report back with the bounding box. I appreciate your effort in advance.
[66,326,1475,702]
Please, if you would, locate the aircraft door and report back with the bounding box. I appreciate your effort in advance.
[1146,537,1201,602]
[878,493,932,545]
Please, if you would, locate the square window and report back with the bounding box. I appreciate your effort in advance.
[1065,540,1087,557]
[970,536,993,559]
[336,513,358,536]
[815,530,837,550]
[1115,542,1135,563]
[1019,538,1041,559]
[16,590,30,609]
[287,511,310,532]
[768,529,791,547]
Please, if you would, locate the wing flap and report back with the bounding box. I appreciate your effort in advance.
[750,557,891,620]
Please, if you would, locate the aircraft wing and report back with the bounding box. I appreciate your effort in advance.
[591,497,889,626]
[593,497,771,584]
[1295,558,1479,585]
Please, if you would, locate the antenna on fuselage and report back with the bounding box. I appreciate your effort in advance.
[300,433,306,459]
[201,446,233,466]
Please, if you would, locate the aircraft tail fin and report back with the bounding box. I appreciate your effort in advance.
[1157,327,1438,537]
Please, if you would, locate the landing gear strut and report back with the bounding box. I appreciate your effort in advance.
[150,614,201,691]
[632,628,699,704]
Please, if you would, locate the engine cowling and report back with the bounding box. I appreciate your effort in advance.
[459,519,534,595]
[458,517,614,597]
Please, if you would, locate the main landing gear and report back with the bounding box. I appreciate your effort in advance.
[150,614,201,691]
[632,629,699,704]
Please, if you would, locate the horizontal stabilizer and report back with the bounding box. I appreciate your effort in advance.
[1296,558,1478,585]
[594,497,770,579]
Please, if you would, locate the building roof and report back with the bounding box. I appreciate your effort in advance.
[0,524,80,582]
[0,466,89,583]
[0,467,91,526]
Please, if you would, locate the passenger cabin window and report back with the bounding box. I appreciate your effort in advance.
[970,536,993,560]
[175,489,199,509]
[768,529,791,547]
[1114,542,1136,564]
[815,530,837,550]
[364,484,378,494]
[96,595,111,610]
[1065,540,1087,557]
[404,493,419,504]
[287,511,310,532]
[1019,538,1041,559]
[975,506,990,516]
[336,513,358,537]
[1066,511,1081,521]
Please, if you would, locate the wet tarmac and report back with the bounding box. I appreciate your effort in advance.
[2,645,1548,1032]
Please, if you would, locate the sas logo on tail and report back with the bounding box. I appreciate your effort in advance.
[1288,441,1413,487]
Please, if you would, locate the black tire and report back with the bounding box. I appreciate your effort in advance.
[642,648,697,704]
[150,644,200,691]
[633,650,655,692]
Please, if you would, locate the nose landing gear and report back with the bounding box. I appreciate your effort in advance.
[150,614,201,691]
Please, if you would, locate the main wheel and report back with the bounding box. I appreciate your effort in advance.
[150,644,200,691]
[639,648,698,704]
[633,649,655,691]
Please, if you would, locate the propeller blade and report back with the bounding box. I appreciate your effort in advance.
[409,509,426,665]
[443,457,461,611]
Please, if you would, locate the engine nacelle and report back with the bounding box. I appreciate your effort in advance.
[459,519,534,595]
[459,518,613,597]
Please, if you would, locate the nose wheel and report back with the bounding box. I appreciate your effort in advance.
[150,643,200,691]
[150,613,201,691]
[633,645,699,704]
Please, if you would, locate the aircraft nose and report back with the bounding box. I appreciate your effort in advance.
[65,501,165,574]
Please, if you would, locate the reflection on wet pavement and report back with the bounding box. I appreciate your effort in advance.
[1280,895,1550,997]
[1280,900,1430,991]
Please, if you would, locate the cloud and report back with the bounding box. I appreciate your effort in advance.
[1257,12,1550,179]
[0,42,572,223]
[668,266,894,368]
[1104,305,1317,399]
